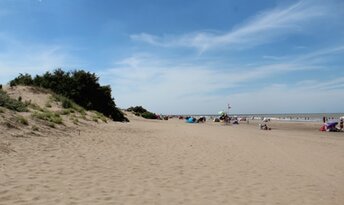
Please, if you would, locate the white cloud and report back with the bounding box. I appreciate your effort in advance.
[296,77,344,91]
[131,0,334,52]
[100,46,340,114]
[296,46,344,61]
[227,83,344,114]
[260,45,344,65]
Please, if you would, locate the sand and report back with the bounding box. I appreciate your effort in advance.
[1,113,344,205]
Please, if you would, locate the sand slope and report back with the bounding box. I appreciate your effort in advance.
[1,114,344,204]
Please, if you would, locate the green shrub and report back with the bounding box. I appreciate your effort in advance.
[9,73,33,86]
[128,106,158,120]
[9,69,128,122]
[62,98,72,108]
[127,106,147,114]
[141,111,158,119]
[32,110,63,124]
[74,106,86,115]
[53,94,86,114]
[91,111,108,123]
[0,90,28,112]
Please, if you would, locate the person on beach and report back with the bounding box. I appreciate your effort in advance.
[340,119,344,131]
[323,116,326,123]
[259,123,271,130]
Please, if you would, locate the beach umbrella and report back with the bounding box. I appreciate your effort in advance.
[326,122,338,128]
[186,117,195,123]
[218,111,226,115]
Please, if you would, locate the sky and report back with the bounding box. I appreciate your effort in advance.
[0,0,344,114]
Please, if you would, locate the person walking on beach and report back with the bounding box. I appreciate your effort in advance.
[323,116,326,123]
[340,119,344,131]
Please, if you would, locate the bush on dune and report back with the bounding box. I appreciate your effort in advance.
[52,94,85,115]
[127,106,158,120]
[31,110,63,125]
[0,90,28,112]
[9,69,128,122]
[127,106,148,114]
[141,111,158,119]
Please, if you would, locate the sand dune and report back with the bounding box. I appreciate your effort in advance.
[1,113,344,204]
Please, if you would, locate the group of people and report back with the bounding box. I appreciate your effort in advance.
[182,114,343,133]
[184,116,206,123]
[216,114,245,125]
[320,117,344,132]
[259,123,271,130]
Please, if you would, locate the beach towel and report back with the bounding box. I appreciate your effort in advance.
[319,125,326,131]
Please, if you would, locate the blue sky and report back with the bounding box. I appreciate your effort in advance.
[1,0,344,114]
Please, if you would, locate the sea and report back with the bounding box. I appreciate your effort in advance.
[179,113,344,122]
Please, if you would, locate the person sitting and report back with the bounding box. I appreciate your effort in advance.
[214,118,220,122]
[197,117,206,123]
[259,123,271,130]
[325,122,340,132]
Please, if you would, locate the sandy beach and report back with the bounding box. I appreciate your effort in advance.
[1,113,344,205]
[1,0,343,204]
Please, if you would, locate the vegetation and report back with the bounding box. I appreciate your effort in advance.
[91,111,108,123]
[31,110,63,125]
[58,109,72,115]
[28,103,43,111]
[52,94,85,114]
[141,111,158,119]
[0,90,28,112]
[70,116,79,125]
[127,106,158,120]
[127,106,148,113]
[10,69,128,122]
[16,115,29,125]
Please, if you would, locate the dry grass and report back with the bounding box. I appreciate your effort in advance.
[31,110,63,125]
[16,115,29,126]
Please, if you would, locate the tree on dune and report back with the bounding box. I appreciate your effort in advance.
[9,69,128,122]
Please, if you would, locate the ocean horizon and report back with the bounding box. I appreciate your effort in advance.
[170,112,344,122]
